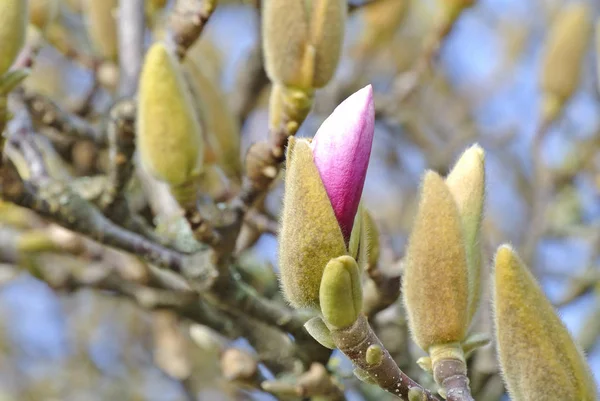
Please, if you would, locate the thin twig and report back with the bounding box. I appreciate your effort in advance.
[169,0,218,60]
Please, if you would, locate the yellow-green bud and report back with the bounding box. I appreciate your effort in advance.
[0,0,28,77]
[268,83,314,132]
[137,43,204,203]
[348,203,363,261]
[279,138,347,308]
[304,316,335,349]
[83,0,119,60]
[540,3,591,124]
[365,344,383,366]
[362,209,380,269]
[493,245,597,401]
[319,255,363,329]
[29,0,59,30]
[445,144,485,326]
[262,0,346,90]
[402,171,469,351]
[183,57,241,179]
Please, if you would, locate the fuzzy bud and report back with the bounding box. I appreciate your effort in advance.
[137,43,204,204]
[402,171,469,351]
[279,137,347,308]
[493,245,597,401]
[445,144,485,325]
[319,255,363,329]
[83,0,119,61]
[183,57,241,180]
[540,3,591,124]
[0,0,28,77]
[262,0,346,90]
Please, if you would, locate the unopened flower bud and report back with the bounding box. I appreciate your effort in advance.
[262,0,346,90]
[402,171,469,351]
[445,144,485,325]
[320,255,363,329]
[494,245,597,401]
[540,3,591,124]
[83,0,119,61]
[0,0,28,77]
[137,43,204,205]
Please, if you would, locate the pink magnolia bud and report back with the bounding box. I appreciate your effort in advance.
[310,85,375,241]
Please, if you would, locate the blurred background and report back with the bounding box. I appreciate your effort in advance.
[1,0,600,400]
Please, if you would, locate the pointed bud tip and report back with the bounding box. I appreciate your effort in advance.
[310,85,375,241]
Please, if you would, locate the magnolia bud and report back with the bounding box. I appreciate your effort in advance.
[184,57,241,179]
[445,144,485,325]
[362,209,380,269]
[320,255,363,329]
[262,0,346,89]
[540,3,591,124]
[279,137,347,308]
[137,43,204,205]
[0,0,28,77]
[29,0,59,31]
[494,245,597,401]
[402,171,469,351]
[83,0,119,61]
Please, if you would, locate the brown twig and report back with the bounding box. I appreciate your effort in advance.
[21,90,106,146]
[169,0,218,60]
[330,315,440,400]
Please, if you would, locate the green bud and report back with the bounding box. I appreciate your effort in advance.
[0,0,28,77]
[262,0,346,89]
[365,344,383,366]
[402,171,469,351]
[416,356,432,373]
[540,3,591,124]
[279,138,347,308]
[493,245,597,401]
[137,42,204,205]
[408,387,428,401]
[304,316,335,349]
[362,209,380,269]
[348,203,363,261]
[268,83,314,132]
[445,144,485,326]
[83,0,119,60]
[319,255,363,329]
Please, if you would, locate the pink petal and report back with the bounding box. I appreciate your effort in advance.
[310,84,375,241]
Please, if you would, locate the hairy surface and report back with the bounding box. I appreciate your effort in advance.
[279,138,347,309]
[0,0,27,76]
[493,246,597,401]
[403,171,469,351]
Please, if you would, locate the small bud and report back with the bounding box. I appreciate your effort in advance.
[304,317,335,349]
[29,0,59,31]
[279,137,347,308]
[353,367,376,385]
[0,0,28,77]
[540,3,592,124]
[365,344,383,366]
[310,85,375,241]
[319,255,363,329]
[362,209,380,269]
[416,356,432,373]
[408,388,428,401]
[445,144,485,325]
[137,43,204,205]
[493,245,597,401]
[262,0,346,89]
[83,0,119,61]
[402,171,469,351]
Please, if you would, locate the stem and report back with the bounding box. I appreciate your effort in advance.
[433,359,474,401]
[330,315,440,401]
[169,0,218,60]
